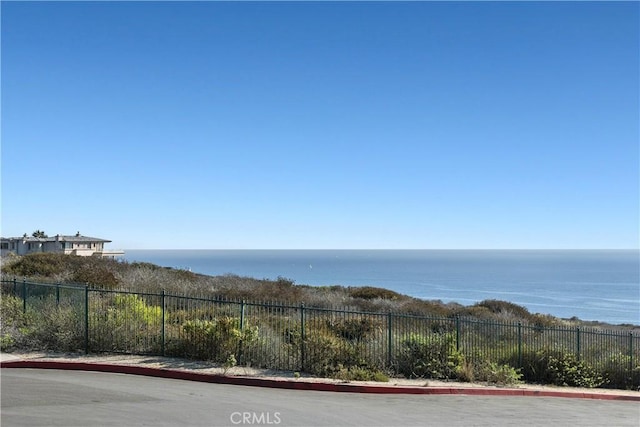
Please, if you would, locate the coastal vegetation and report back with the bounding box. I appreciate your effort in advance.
[3,252,633,329]
[1,253,638,389]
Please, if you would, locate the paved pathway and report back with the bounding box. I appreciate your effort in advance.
[2,368,639,427]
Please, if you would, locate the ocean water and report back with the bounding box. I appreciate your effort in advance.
[123,250,639,325]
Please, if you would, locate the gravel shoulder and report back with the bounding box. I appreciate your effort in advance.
[2,351,639,398]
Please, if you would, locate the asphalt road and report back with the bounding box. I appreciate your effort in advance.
[2,369,639,427]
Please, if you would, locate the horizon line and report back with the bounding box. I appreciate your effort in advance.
[120,248,640,251]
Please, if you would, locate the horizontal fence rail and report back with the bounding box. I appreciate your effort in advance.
[1,279,638,389]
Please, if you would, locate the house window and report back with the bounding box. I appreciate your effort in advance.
[1,243,8,250]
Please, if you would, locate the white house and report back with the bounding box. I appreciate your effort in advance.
[0,232,124,258]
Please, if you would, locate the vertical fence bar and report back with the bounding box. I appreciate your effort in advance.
[240,300,245,331]
[161,290,166,357]
[13,277,17,295]
[387,311,393,369]
[300,303,305,372]
[629,332,634,383]
[517,322,522,368]
[22,278,27,314]
[455,316,460,352]
[238,300,245,365]
[56,283,60,306]
[84,285,89,355]
[576,327,581,360]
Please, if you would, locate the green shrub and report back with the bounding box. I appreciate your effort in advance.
[0,294,30,350]
[0,294,83,352]
[89,294,162,353]
[456,358,476,382]
[513,348,550,384]
[335,365,389,382]
[26,300,84,351]
[453,305,493,320]
[0,333,15,351]
[1,253,68,277]
[280,323,302,348]
[481,362,522,385]
[601,353,640,390]
[112,294,161,325]
[174,317,258,362]
[455,352,525,386]
[546,353,605,388]
[303,331,350,377]
[166,304,237,325]
[325,317,380,342]
[1,253,122,288]
[221,276,304,303]
[475,299,532,321]
[0,294,26,327]
[72,265,119,288]
[397,333,464,379]
[529,313,560,329]
[348,286,401,300]
[302,327,379,378]
[223,353,237,374]
[516,349,605,388]
[398,299,450,317]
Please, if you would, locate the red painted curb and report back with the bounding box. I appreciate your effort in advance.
[2,360,639,402]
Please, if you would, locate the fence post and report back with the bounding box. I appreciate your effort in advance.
[576,327,581,360]
[387,312,393,369]
[161,290,166,357]
[56,283,60,306]
[517,322,523,368]
[300,303,305,372]
[455,316,460,352]
[22,278,27,314]
[13,277,17,295]
[240,300,245,331]
[238,300,246,365]
[629,332,634,383]
[84,285,89,355]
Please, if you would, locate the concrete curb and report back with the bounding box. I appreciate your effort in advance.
[2,360,639,402]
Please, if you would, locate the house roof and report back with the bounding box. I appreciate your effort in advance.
[57,235,111,243]
[1,234,111,243]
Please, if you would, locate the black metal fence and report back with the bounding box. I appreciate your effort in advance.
[2,279,638,389]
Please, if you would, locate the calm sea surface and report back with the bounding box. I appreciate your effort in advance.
[124,250,639,325]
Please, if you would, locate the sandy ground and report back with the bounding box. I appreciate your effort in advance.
[2,351,639,398]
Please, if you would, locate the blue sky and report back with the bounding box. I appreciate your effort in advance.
[1,1,638,250]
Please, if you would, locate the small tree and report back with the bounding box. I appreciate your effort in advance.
[32,230,47,238]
